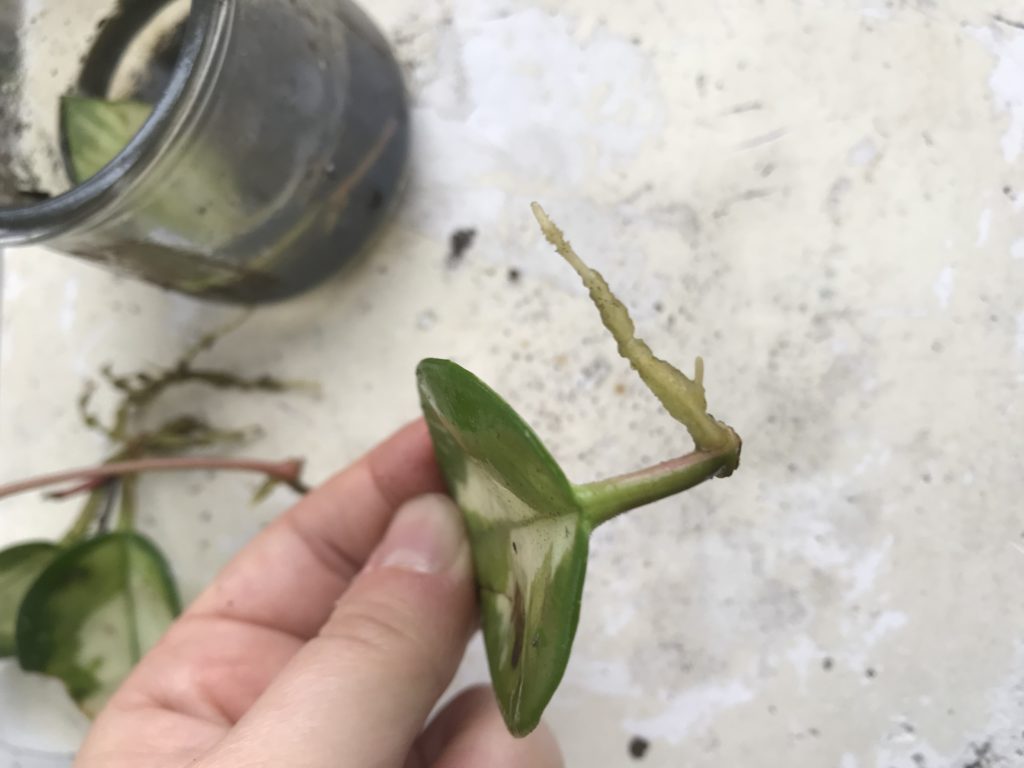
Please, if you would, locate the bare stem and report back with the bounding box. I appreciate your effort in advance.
[574,448,736,529]
[118,475,139,532]
[0,456,308,502]
[59,486,114,546]
[47,477,111,500]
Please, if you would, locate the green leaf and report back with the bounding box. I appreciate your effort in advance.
[15,532,181,717]
[418,359,590,737]
[61,96,151,184]
[0,543,61,657]
[60,96,253,295]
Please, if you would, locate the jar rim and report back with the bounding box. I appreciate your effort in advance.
[0,0,227,244]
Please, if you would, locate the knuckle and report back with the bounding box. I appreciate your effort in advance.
[324,599,423,658]
[320,596,449,692]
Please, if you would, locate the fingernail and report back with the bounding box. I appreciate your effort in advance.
[369,494,466,575]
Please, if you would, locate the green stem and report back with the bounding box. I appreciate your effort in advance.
[575,449,734,529]
[59,487,111,546]
[118,475,138,531]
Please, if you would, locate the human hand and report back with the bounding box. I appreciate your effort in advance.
[75,420,562,767]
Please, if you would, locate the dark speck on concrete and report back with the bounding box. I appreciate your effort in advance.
[865,666,877,679]
[822,656,833,671]
[993,14,1024,32]
[507,267,521,283]
[962,741,994,768]
[628,736,650,760]
[448,228,477,267]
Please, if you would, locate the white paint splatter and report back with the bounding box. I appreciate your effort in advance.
[839,753,859,768]
[461,9,664,181]
[852,447,894,477]
[976,207,993,247]
[847,536,893,601]
[568,658,640,698]
[1012,238,1024,260]
[416,309,438,331]
[622,681,754,744]
[862,610,908,647]
[601,603,636,636]
[860,6,890,21]
[785,634,822,684]
[848,137,879,167]
[970,27,1024,163]
[933,266,955,310]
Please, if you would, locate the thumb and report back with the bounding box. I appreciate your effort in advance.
[214,494,476,768]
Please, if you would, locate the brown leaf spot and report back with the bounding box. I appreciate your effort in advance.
[510,583,526,670]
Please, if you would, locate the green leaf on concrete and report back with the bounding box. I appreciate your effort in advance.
[0,543,61,656]
[16,532,180,717]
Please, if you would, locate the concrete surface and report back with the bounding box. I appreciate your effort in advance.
[2,1,1024,766]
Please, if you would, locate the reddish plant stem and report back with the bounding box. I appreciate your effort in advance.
[46,476,112,500]
[0,456,309,502]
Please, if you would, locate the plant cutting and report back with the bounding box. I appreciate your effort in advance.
[417,204,742,736]
[0,322,310,716]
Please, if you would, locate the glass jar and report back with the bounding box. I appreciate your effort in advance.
[0,0,410,302]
